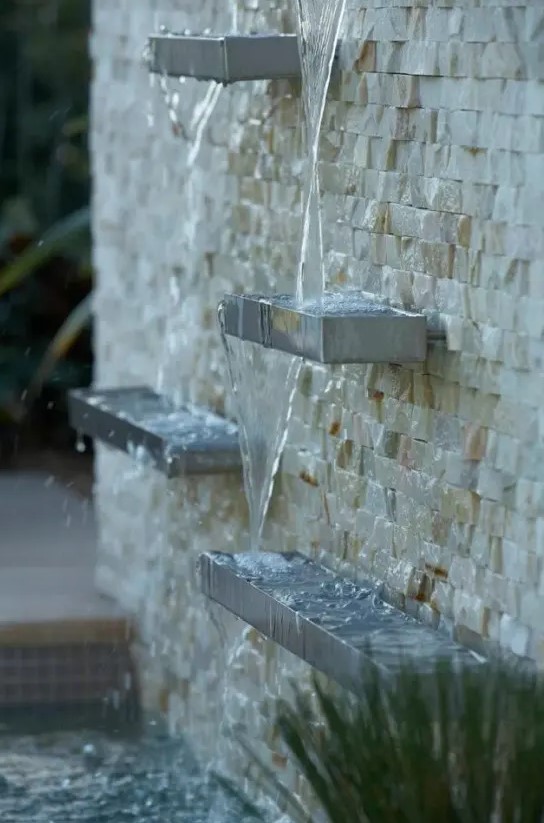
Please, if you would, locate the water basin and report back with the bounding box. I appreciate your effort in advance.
[0,713,259,822]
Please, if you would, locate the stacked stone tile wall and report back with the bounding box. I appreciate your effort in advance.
[92,0,544,790]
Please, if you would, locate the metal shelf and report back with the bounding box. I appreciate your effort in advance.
[220,292,437,365]
[147,33,302,84]
[200,551,479,691]
[68,387,241,477]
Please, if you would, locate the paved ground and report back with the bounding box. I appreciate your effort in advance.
[0,469,126,637]
[0,465,133,708]
[3,448,94,500]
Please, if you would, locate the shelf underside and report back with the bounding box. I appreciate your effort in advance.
[221,292,434,364]
[200,551,479,691]
[68,387,241,476]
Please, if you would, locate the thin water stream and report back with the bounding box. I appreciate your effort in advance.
[146,36,223,408]
[295,0,346,304]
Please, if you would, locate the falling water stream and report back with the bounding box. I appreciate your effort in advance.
[145,27,224,408]
[295,0,346,303]
[141,11,264,819]
[133,22,231,755]
[146,0,346,557]
[220,332,301,553]
[221,0,345,553]
[157,85,222,408]
[213,17,347,808]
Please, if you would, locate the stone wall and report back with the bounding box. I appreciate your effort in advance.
[92,0,544,792]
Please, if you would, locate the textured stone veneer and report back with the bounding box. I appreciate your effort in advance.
[92,0,544,798]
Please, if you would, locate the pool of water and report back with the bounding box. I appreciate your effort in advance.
[0,713,258,823]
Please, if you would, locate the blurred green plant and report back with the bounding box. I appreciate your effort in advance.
[0,206,92,422]
[0,0,92,451]
[0,207,90,301]
[217,656,544,822]
[0,0,90,226]
[25,292,92,411]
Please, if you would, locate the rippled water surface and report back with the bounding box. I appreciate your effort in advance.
[0,719,258,823]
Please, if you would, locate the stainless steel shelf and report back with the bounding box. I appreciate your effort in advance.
[200,551,479,691]
[220,292,436,364]
[68,387,241,477]
[147,33,302,84]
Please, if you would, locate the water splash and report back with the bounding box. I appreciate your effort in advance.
[220,317,300,551]
[295,0,346,304]
[0,725,262,822]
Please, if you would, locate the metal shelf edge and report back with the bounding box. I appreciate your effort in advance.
[147,33,302,83]
[199,551,480,691]
[220,292,437,364]
[68,387,241,477]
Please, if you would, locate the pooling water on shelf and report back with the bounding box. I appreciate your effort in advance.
[295,0,346,304]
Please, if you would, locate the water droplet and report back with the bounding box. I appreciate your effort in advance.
[82,743,102,771]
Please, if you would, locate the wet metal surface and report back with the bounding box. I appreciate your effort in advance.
[68,388,241,477]
[200,551,479,691]
[147,33,302,84]
[220,292,434,364]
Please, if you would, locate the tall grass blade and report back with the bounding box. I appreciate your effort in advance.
[24,292,92,409]
[0,206,90,299]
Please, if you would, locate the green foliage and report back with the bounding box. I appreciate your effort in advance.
[0,0,90,227]
[0,211,92,420]
[25,291,92,409]
[0,0,92,438]
[0,207,90,300]
[219,657,544,823]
